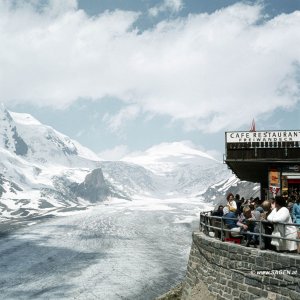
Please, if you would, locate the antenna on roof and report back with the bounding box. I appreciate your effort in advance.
[249,119,256,132]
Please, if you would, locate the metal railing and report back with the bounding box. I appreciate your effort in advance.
[199,211,300,251]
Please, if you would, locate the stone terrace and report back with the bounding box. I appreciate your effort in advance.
[181,232,300,300]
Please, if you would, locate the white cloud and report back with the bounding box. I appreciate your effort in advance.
[149,0,184,17]
[0,1,300,132]
[75,129,85,137]
[103,105,140,133]
[98,144,129,161]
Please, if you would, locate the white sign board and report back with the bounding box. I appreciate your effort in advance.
[226,131,300,143]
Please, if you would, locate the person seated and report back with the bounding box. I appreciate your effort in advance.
[267,196,297,252]
[222,207,242,240]
[255,198,264,213]
[240,198,250,212]
[211,205,224,217]
[237,206,259,247]
[211,205,224,238]
[223,207,238,229]
[260,200,276,250]
[249,203,261,222]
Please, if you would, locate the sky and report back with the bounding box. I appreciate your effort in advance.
[1,0,300,160]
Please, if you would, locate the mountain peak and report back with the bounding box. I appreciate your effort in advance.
[0,104,28,156]
[9,111,41,126]
[3,107,101,164]
[0,103,13,121]
[144,141,217,161]
[122,141,219,175]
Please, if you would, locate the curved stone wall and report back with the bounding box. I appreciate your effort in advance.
[181,232,300,300]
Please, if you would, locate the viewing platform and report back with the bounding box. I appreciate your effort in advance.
[181,225,300,300]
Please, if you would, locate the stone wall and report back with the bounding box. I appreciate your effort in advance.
[181,232,300,300]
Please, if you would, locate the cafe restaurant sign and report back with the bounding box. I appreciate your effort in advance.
[226,130,300,143]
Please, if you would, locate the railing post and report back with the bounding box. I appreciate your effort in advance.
[199,213,202,231]
[204,215,208,235]
[283,222,286,247]
[259,220,263,250]
[221,217,224,241]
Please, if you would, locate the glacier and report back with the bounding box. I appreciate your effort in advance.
[0,196,213,300]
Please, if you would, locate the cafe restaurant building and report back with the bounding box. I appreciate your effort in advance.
[225,130,300,199]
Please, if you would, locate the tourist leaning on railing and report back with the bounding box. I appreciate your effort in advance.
[292,197,300,253]
[260,200,276,251]
[267,196,298,252]
[210,205,224,239]
[200,208,300,253]
[235,194,242,215]
[211,205,224,217]
[236,206,259,247]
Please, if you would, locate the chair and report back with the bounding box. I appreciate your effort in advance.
[222,219,243,243]
[224,237,242,244]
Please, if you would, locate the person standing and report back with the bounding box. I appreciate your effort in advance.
[267,196,297,252]
[226,193,237,214]
[235,194,242,215]
[291,197,300,253]
[260,200,276,250]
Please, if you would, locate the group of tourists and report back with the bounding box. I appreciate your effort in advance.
[211,192,300,253]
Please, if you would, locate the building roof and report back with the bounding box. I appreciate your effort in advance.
[224,130,300,185]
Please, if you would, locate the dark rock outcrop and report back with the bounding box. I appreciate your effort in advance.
[75,168,110,202]
[12,126,28,156]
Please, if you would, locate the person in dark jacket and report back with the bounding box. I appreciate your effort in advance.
[235,194,242,215]
[211,205,224,217]
[211,205,224,238]
[260,200,276,250]
[237,206,259,247]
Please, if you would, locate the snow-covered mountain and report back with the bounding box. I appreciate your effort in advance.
[0,104,106,220]
[0,104,259,221]
[201,175,260,205]
[1,104,100,167]
[122,142,231,196]
[122,142,219,174]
